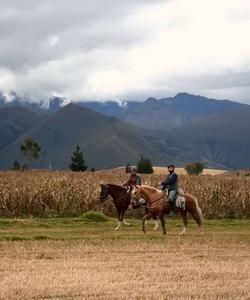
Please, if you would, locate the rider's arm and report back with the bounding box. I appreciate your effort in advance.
[161,174,177,188]
[122,179,130,186]
[136,176,141,186]
[161,176,168,189]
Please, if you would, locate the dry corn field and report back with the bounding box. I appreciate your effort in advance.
[0,170,249,218]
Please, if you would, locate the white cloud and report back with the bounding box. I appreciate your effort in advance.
[0,67,16,93]
[48,36,59,48]
[0,0,250,102]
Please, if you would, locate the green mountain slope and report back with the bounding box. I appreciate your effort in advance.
[0,106,48,151]
[164,107,250,169]
[0,104,170,169]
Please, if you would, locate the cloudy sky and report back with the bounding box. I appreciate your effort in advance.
[0,0,250,103]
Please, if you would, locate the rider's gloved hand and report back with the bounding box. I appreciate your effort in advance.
[158,184,164,190]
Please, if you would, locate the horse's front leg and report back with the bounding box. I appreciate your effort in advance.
[180,211,188,235]
[114,209,122,231]
[159,215,166,235]
[142,212,152,234]
[154,219,159,231]
[121,209,131,226]
[114,220,121,231]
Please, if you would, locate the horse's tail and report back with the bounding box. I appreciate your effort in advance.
[194,196,203,226]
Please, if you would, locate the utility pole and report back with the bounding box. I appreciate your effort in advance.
[49,160,52,171]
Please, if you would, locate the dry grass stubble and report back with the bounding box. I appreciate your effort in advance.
[0,228,249,299]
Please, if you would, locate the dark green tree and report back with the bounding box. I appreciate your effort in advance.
[137,154,154,174]
[185,161,204,175]
[70,144,87,171]
[20,138,41,169]
[22,164,29,171]
[12,160,20,171]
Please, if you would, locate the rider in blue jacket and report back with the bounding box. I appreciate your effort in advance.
[161,164,178,206]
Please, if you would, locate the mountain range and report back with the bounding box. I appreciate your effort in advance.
[81,92,249,130]
[0,92,249,170]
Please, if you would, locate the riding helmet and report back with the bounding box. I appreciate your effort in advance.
[167,164,175,168]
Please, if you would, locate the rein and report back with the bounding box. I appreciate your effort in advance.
[100,188,130,203]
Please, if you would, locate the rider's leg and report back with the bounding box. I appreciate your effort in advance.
[168,190,177,210]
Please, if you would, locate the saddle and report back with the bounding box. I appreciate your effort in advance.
[166,188,186,211]
[175,188,186,210]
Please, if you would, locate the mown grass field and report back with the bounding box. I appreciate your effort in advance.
[0,216,249,299]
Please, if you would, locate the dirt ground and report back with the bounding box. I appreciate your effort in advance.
[0,218,249,299]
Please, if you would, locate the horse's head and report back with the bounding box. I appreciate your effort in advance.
[99,184,109,203]
[131,185,142,201]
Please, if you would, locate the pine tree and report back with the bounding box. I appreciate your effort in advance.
[137,154,154,174]
[70,144,87,171]
[12,160,20,171]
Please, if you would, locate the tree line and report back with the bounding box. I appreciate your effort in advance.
[12,137,205,175]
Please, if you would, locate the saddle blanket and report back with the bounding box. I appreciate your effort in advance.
[175,188,186,210]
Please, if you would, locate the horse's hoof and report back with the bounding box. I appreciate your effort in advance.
[179,228,187,235]
[123,221,131,226]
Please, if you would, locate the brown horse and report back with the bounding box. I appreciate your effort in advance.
[131,185,203,235]
[99,184,159,231]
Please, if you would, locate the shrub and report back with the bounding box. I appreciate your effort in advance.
[185,162,204,175]
[81,211,109,222]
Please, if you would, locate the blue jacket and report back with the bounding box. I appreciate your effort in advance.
[161,172,178,191]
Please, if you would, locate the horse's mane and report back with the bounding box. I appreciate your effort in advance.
[141,185,161,194]
[107,184,127,191]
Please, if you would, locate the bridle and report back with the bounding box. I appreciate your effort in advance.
[100,185,130,203]
[100,185,109,201]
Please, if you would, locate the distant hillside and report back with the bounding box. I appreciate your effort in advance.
[0,104,171,170]
[164,107,250,169]
[0,95,250,170]
[80,93,249,130]
[0,106,48,150]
